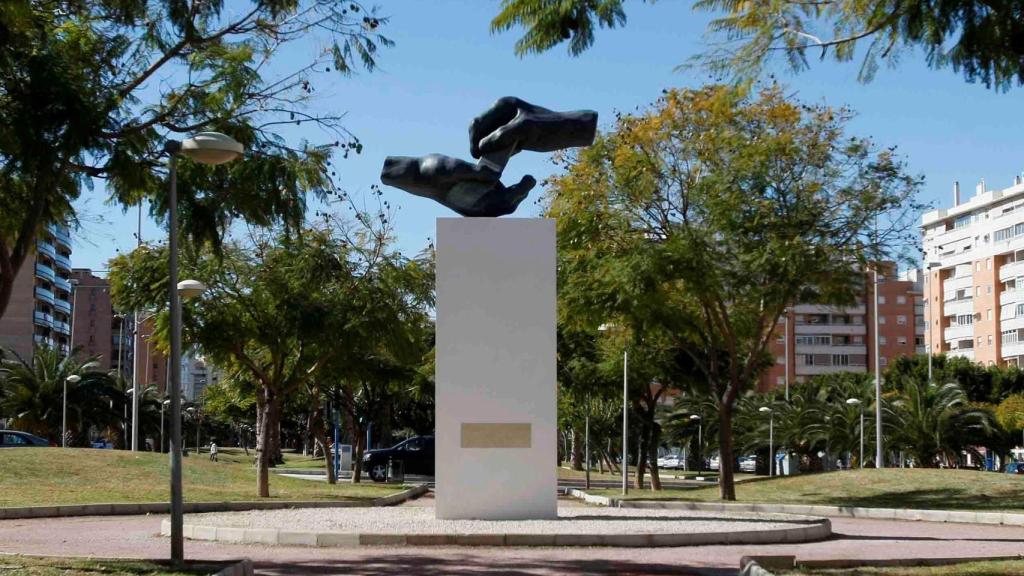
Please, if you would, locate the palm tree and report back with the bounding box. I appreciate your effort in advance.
[887,376,995,467]
[0,344,116,445]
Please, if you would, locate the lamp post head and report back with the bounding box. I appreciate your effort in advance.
[178,132,244,165]
[759,406,772,413]
[846,398,861,405]
[689,414,700,421]
[597,323,612,332]
[177,279,206,300]
[65,374,81,384]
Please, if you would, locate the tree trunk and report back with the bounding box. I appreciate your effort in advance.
[349,419,364,483]
[635,432,647,489]
[570,427,584,471]
[255,393,273,498]
[268,401,283,466]
[647,423,662,491]
[310,404,336,484]
[718,404,737,500]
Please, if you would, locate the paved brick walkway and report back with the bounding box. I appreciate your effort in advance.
[2,509,1023,575]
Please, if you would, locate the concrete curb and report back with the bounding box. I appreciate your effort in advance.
[0,484,428,520]
[165,509,831,548]
[740,554,1024,572]
[564,489,1024,526]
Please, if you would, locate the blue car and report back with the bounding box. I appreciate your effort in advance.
[0,430,51,447]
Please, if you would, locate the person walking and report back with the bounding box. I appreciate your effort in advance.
[209,441,218,462]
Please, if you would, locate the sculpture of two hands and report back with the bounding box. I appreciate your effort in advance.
[380,97,598,217]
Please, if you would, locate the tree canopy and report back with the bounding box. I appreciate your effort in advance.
[0,0,392,318]
[491,0,1024,90]
[546,84,921,499]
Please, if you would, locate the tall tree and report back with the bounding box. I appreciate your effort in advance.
[546,85,920,499]
[0,0,392,318]
[109,218,429,496]
[491,0,1024,90]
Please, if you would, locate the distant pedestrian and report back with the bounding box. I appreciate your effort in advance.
[210,441,218,462]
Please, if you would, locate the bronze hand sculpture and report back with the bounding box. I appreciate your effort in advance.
[380,97,597,217]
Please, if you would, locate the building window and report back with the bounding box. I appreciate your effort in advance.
[881,357,888,366]
[832,354,850,366]
[988,285,993,294]
[897,315,907,325]
[802,354,815,366]
[988,335,994,346]
[879,336,888,345]
[976,262,982,272]
[988,258,993,270]
[879,316,886,325]
[956,314,974,326]
[879,296,886,305]
[896,295,907,305]
[978,336,983,346]
[777,356,785,365]
[897,336,907,345]
[988,309,993,320]
[976,286,982,297]
[776,335,784,344]
[776,377,785,386]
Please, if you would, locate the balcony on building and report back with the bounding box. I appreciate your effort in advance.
[52,296,71,315]
[37,241,57,260]
[53,251,72,272]
[47,224,72,248]
[35,263,55,282]
[942,295,974,317]
[52,275,71,293]
[943,322,974,342]
[34,286,54,305]
[33,310,52,329]
[52,319,70,336]
[942,272,974,294]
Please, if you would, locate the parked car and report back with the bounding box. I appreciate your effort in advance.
[708,456,720,471]
[90,439,114,449]
[0,430,51,448]
[657,454,683,469]
[363,435,435,482]
[738,456,757,473]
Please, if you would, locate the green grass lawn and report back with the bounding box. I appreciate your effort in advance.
[783,560,1024,575]
[0,447,406,507]
[588,468,1024,512]
[0,555,219,575]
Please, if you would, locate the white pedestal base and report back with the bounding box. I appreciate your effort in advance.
[435,218,557,520]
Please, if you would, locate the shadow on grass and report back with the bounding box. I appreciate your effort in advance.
[825,488,1022,512]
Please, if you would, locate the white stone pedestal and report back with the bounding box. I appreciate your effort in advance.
[435,218,557,520]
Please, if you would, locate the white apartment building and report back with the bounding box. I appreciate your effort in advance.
[922,176,1024,366]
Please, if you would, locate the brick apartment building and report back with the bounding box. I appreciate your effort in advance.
[0,225,75,360]
[923,176,1024,366]
[759,263,925,393]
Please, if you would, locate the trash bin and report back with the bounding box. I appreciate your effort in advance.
[387,458,405,484]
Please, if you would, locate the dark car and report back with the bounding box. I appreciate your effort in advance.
[363,435,434,482]
[0,430,51,448]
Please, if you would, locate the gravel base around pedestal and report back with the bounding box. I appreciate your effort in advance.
[166,505,831,547]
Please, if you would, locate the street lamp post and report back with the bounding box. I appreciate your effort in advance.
[621,350,628,495]
[783,309,790,402]
[760,407,774,477]
[161,399,170,453]
[164,132,242,565]
[690,415,701,474]
[598,323,629,496]
[63,375,81,447]
[925,261,942,384]
[584,392,591,490]
[846,398,864,469]
[873,267,884,468]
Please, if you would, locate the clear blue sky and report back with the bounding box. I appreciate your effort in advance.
[71,0,1024,271]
